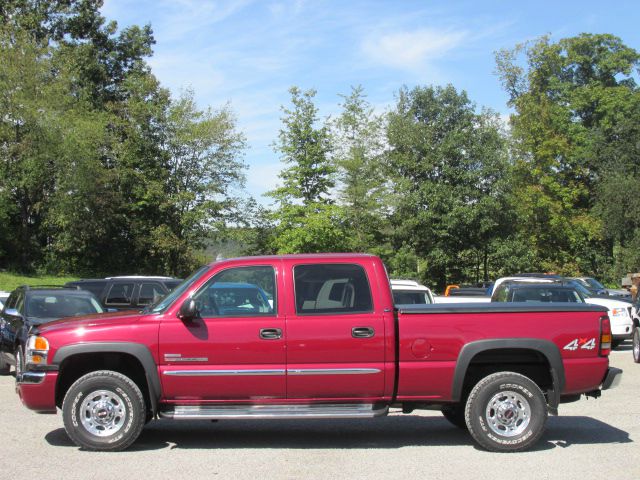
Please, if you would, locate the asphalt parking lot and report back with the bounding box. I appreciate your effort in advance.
[1,345,638,480]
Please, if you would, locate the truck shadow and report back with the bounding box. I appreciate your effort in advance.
[44,415,631,453]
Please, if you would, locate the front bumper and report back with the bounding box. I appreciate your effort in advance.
[16,369,58,414]
[602,367,622,390]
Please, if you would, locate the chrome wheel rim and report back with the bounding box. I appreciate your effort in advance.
[634,329,640,361]
[80,390,127,437]
[485,390,531,437]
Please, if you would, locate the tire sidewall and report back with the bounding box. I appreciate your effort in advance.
[63,372,145,451]
[466,373,547,452]
[633,326,640,363]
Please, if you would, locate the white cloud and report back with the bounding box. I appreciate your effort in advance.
[246,161,282,198]
[362,28,468,71]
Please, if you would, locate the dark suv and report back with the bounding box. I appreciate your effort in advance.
[64,276,181,311]
[491,282,585,303]
[0,286,105,375]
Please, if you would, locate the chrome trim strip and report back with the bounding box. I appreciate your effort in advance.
[166,358,209,362]
[163,368,381,377]
[163,369,285,376]
[287,368,381,376]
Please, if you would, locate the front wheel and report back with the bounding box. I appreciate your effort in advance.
[465,372,547,452]
[0,357,9,375]
[441,404,467,429]
[633,326,640,363]
[62,370,146,451]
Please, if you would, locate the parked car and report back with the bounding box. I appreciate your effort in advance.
[0,286,105,375]
[16,254,620,452]
[492,276,634,348]
[570,276,631,299]
[390,279,434,305]
[491,282,585,303]
[64,276,181,311]
[0,291,10,311]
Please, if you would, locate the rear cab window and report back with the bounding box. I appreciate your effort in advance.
[293,263,373,315]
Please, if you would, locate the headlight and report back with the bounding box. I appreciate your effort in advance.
[610,308,628,318]
[26,335,49,366]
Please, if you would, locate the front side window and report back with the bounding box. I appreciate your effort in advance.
[194,266,276,317]
[294,263,373,314]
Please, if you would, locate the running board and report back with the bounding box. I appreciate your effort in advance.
[159,403,389,420]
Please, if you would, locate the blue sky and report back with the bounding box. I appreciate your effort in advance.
[101,0,639,202]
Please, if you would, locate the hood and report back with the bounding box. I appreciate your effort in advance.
[584,297,633,309]
[34,310,142,335]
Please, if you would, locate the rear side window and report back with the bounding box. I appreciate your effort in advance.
[294,264,373,314]
[106,283,135,305]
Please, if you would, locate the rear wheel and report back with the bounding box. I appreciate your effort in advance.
[465,371,547,452]
[633,326,640,363]
[62,370,146,451]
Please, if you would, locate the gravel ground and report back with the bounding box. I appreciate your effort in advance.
[0,344,638,480]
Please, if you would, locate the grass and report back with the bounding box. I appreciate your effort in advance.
[0,272,78,292]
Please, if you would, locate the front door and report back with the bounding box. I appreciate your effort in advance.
[159,264,286,402]
[284,261,386,401]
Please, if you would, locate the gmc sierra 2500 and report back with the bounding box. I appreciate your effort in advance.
[15,254,621,452]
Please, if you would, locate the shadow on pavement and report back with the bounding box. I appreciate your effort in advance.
[44,414,631,453]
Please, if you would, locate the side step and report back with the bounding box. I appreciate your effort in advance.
[159,403,389,420]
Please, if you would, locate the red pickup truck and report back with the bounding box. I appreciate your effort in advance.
[16,254,621,452]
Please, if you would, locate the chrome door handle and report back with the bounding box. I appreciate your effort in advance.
[260,328,282,340]
[352,327,375,338]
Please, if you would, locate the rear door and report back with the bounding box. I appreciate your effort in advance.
[284,260,387,401]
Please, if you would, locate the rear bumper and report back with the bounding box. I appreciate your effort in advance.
[602,367,622,390]
[16,370,58,413]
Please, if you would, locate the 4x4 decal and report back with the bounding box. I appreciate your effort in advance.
[563,338,596,350]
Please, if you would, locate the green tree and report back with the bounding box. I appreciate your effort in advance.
[268,87,350,253]
[386,85,511,288]
[495,33,640,278]
[331,86,388,253]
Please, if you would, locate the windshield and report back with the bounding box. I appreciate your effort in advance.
[584,278,606,290]
[568,282,592,298]
[147,266,209,314]
[26,294,104,321]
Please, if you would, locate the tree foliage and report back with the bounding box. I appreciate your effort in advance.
[496,33,640,277]
[386,85,511,288]
[0,1,247,276]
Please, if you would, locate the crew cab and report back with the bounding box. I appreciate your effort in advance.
[16,254,621,452]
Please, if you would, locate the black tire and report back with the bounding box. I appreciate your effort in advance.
[465,371,547,452]
[0,357,9,376]
[633,326,640,363]
[441,404,467,429]
[62,370,146,451]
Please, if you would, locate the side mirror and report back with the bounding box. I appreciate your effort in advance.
[5,308,22,319]
[177,298,199,322]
